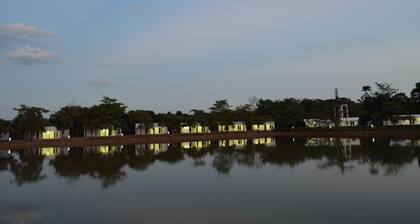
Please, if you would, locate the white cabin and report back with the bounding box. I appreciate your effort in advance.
[84,127,122,137]
[26,126,70,140]
[180,123,210,134]
[218,121,247,132]
[383,114,420,126]
[252,121,275,131]
[135,123,168,135]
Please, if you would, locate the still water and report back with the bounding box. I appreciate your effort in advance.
[1,137,420,224]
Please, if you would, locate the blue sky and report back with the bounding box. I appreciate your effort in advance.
[1,0,419,119]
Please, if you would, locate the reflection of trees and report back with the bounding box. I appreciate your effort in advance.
[9,152,46,186]
[183,148,208,167]
[212,151,235,175]
[155,147,184,164]
[0,155,9,172]
[50,149,127,188]
[3,138,419,187]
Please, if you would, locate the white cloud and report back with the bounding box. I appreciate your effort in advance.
[7,46,55,64]
[0,23,54,37]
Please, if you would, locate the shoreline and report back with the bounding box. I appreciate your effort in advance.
[1,130,420,150]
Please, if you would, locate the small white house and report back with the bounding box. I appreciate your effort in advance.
[383,114,420,126]
[339,117,359,127]
[84,127,122,137]
[26,126,70,140]
[0,132,10,141]
[252,121,275,131]
[135,123,168,135]
[304,117,359,128]
[218,121,247,132]
[180,123,210,134]
[304,119,335,128]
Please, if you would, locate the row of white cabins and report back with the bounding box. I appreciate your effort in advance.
[1,114,420,141]
[304,114,420,128]
[0,121,275,141]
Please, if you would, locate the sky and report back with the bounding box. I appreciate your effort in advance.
[0,0,419,119]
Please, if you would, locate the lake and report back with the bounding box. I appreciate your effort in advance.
[1,137,420,224]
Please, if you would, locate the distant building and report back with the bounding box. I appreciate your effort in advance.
[339,117,359,127]
[26,126,70,140]
[218,121,247,132]
[135,123,168,135]
[303,119,335,128]
[180,123,210,134]
[252,121,275,131]
[383,114,420,126]
[304,103,359,128]
[84,127,122,137]
[0,132,10,141]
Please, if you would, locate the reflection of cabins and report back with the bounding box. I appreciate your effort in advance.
[84,145,123,154]
[135,143,168,154]
[305,138,335,147]
[389,139,420,147]
[383,114,420,126]
[219,139,247,149]
[135,123,168,135]
[22,147,69,157]
[135,144,147,155]
[252,121,275,131]
[253,137,276,147]
[218,121,246,132]
[26,126,70,140]
[84,127,122,137]
[181,141,211,149]
[180,123,210,134]
[0,132,10,141]
[148,143,169,154]
[340,138,361,147]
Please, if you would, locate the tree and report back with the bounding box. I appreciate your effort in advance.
[12,105,49,139]
[84,96,127,129]
[248,96,260,111]
[358,83,408,125]
[125,110,155,134]
[0,119,10,133]
[50,106,86,137]
[409,82,420,114]
[209,100,231,114]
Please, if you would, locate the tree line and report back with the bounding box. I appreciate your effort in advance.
[0,82,419,139]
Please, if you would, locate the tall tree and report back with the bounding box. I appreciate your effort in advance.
[0,119,10,133]
[50,106,86,137]
[359,83,408,125]
[12,105,48,139]
[84,97,127,129]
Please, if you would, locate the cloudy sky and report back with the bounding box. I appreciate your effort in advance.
[1,0,419,119]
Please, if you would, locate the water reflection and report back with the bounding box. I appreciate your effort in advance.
[0,137,420,188]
